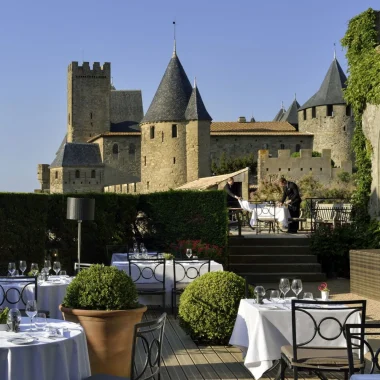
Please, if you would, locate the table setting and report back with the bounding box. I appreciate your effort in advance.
[230,279,363,379]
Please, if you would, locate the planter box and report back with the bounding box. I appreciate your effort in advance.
[350,249,380,300]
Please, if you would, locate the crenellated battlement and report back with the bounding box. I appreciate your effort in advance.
[69,61,111,76]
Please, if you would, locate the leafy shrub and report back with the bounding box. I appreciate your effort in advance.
[0,308,9,324]
[63,264,138,310]
[178,271,250,344]
[211,152,256,175]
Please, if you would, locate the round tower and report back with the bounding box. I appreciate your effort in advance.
[298,57,355,165]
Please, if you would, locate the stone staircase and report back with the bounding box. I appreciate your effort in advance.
[228,236,326,283]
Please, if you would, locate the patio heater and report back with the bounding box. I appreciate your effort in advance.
[66,197,95,268]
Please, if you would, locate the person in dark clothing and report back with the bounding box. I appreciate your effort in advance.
[279,177,302,233]
[224,177,242,208]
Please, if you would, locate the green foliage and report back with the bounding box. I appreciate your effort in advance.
[291,151,322,158]
[63,264,138,310]
[162,253,174,260]
[337,171,351,183]
[178,271,250,344]
[211,152,256,175]
[341,8,380,220]
[0,308,9,324]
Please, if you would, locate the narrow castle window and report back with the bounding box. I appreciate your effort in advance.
[68,113,70,125]
[162,131,164,142]
[327,105,333,117]
[172,124,178,138]
[263,143,268,149]
[144,156,147,166]
[150,126,155,139]
[346,105,352,116]
[55,171,58,179]
[147,181,150,190]
[295,144,301,152]
[91,170,96,178]
[280,144,285,149]
[75,170,80,179]
[343,126,346,131]
[312,107,316,118]
[90,112,93,119]
[173,157,176,164]
[129,143,136,155]
[303,109,307,120]
[112,144,119,160]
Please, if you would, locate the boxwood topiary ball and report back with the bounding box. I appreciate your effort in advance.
[63,264,138,310]
[178,271,248,344]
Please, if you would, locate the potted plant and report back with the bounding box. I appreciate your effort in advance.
[0,308,9,330]
[59,264,146,377]
[318,282,330,300]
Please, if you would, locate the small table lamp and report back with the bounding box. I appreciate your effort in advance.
[66,197,95,268]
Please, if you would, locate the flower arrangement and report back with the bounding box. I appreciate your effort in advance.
[318,282,329,292]
[170,240,224,260]
[0,308,9,324]
[162,253,174,260]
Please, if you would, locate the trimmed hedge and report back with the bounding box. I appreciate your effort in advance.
[0,191,228,273]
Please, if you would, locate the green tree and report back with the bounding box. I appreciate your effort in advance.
[211,153,256,175]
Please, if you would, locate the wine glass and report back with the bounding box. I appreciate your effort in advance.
[186,249,192,259]
[26,300,38,330]
[19,260,27,276]
[53,261,61,275]
[8,262,16,276]
[34,313,47,331]
[44,260,51,275]
[303,292,314,300]
[30,263,39,276]
[128,248,134,259]
[254,286,266,304]
[270,290,280,303]
[291,279,303,299]
[60,270,67,276]
[279,278,290,299]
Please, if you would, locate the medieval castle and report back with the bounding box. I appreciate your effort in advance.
[37,44,354,194]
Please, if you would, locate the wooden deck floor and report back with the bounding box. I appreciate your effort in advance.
[144,310,346,380]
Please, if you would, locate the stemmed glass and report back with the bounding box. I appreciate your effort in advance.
[26,300,38,330]
[30,263,39,276]
[270,290,280,303]
[254,286,266,304]
[279,278,290,299]
[19,260,27,276]
[8,262,16,276]
[291,279,303,299]
[53,261,61,275]
[44,260,51,276]
[34,313,47,331]
[186,249,192,259]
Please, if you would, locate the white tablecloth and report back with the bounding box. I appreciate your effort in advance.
[1,278,73,319]
[111,252,157,265]
[0,317,90,380]
[229,299,362,379]
[239,200,290,228]
[112,260,223,305]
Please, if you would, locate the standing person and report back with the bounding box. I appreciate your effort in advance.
[224,177,242,208]
[279,177,302,234]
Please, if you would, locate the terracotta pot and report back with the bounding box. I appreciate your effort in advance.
[59,304,147,377]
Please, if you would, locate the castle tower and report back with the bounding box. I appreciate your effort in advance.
[280,96,301,130]
[298,57,354,165]
[139,47,193,192]
[185,79,212,182]
[67,62,111,143]
[273,101,286,121]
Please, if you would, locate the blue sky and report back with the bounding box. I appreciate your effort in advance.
[0,0,378,192]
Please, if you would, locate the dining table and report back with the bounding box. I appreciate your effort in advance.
[112,258,223,306]
[0,276,73,319]
[0,317,90,380]
[229,299,362,379]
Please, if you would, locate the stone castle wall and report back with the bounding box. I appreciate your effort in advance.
[298,104,354,165]
[67,62,111,143]
[37,164,50,191]
[49,166,104,194]
[210,134,313,164]
[140,122,187,192]
[258,149,352,184]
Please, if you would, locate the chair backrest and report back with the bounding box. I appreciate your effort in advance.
[173,259,211,288]
[128,259,166,289]
[346,323,380,376]
[315,203,335,221]
[74,263,92,272]
[291,300,366,365]
[255,203,276,220]
[0,276,37,306]
[131,312,167,380]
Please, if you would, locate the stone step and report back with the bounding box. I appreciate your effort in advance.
[229,246,311,255]
[229,263,322,273]
[240,272,327,283]
[229,255,318,264]
[229,237,310,247]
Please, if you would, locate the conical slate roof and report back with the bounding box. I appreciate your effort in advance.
[142,52,193,123]
[280,99,300,125]
[273,107,286,121]
[185,83,212,121]
[51,143,103,168]
[299,58,347,110]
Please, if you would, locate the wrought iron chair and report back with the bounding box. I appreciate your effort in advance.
[128,259,166,309]
[85,312,167,380]
[280,299,366,380]
[255,202,279,234]
[0,276,50,317]
[346,323,380,379]
[172,259,211,315]
[74,262,92,272]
